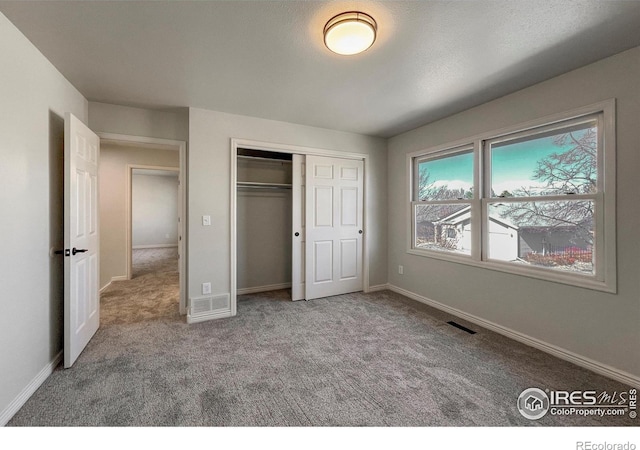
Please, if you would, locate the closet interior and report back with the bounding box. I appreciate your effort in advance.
[236,148,294,296]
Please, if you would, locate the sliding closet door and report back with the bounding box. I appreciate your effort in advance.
[291,154,305,301]
[305,155,363,300]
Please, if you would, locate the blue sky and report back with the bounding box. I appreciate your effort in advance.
[419,127,594,195]
[491,137,563,194]
[419,151,473,190]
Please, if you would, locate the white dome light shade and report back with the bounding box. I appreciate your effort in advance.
[324,12,377,56]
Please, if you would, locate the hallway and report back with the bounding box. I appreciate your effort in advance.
[100,248,180,325]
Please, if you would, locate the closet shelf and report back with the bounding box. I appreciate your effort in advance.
[237,181,292,189]
[237,155,292,164]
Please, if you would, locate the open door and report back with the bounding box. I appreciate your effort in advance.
[305,155,363,300]
[291,154,305,301]
[64,112,100,368]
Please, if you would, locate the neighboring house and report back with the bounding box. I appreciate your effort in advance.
[433,207,474,254]
[422,205,591,262]
[426,206,519,261]
[518,226,593,257]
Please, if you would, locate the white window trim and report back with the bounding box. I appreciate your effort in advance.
[406,99,616,293]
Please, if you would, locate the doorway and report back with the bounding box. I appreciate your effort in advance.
[98,133,187,316]
[130,166,179,295]
[236,149,293,296]
[230,139,369,315]
[128,166,179,277]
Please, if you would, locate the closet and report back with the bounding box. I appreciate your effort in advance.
[236,147,364,301]
[236,149,293,295]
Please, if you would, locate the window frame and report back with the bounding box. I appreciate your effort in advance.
[410,145,480,261]
[407,99,616,293]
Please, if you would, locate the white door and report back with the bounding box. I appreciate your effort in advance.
[291,154,305,301]
[305,155,363,300]
[64,112,100,368]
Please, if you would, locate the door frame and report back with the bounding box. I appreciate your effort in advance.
[230,138,369,316]
[127,164,180,275]
[98,132,188,315]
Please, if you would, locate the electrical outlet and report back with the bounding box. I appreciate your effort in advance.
[202,282,211,295]
[165,233,170,239]
[202,215,211,226]
[398,265,404,275]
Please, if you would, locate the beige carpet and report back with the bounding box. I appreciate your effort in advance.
[100,247,180,325]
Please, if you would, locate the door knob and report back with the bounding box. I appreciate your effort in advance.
[359,230,363,234]
[294,232,300,237]
[72,247,88,255]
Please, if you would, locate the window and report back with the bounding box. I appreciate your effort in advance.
[409,101,616,292]
[413,148,475,256]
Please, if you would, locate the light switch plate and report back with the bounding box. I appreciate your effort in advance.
[202,282,211,295]
[202,215,211,226]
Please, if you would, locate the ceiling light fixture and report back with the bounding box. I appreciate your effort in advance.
[323,11,377,56]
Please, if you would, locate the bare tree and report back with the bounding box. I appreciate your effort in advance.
[500,128,597,245]
[533,128,597,195]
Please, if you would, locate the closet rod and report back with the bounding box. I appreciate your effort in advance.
[237,181,292,190]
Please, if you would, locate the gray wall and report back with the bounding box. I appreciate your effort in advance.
[387,46,640,379]
[237,190,292,290]
[188,108,389,310]
[0,12,88,423]
[89,102,189,142]
[99,144,179,288]
[132,172,179,248]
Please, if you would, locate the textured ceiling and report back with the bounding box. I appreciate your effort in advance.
[2,1,640,137]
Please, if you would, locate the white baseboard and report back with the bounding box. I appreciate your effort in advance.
[187,308,234,324]
[367,283,389,293]
[99,275,128,293]
[237,282,291,295]
[388,284,640,388]
[236,282,389,296]
[132,244,178,249]
[0,351,62,426]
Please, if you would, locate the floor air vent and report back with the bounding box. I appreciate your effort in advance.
[191,297,213,315]
[447,321,476,334]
